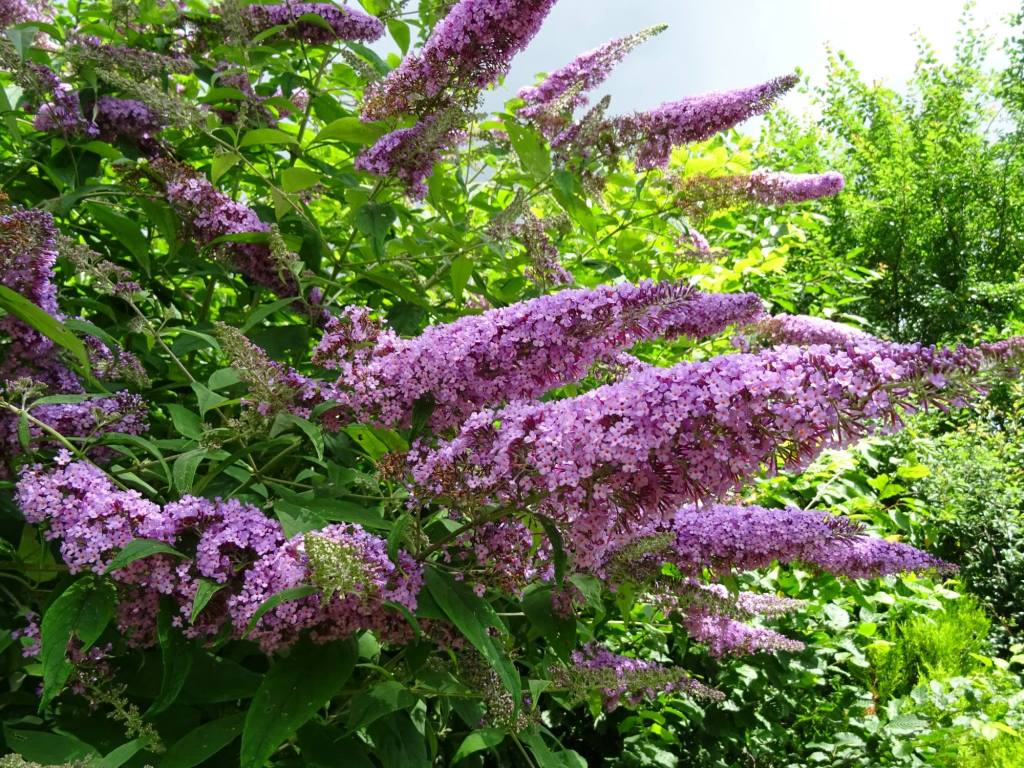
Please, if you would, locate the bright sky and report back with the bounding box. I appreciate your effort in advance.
[481,0,1020,117]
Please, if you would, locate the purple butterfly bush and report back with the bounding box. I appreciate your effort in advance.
[622,74,799,170]
[518,24,666,136]
[16,456,422,650]
[743,169,846,204]
[683,610,806,657]
[361,0,559,121]
[242,1,385,44]
[0,208,146,472]
[160,162,299,296]
[354,113,465,198]
[553,643,724,710]
[91,96,165,148]
[30,65,98,138]
[408,336,1020,571]
[313,281,765,431]
[0,0,49,26]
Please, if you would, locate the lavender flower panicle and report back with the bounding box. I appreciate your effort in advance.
[553,643,723,711]
[743,170,845,204]
[15,459,421,650]
[160,162,299,295]
[314,281,764,430]
[518,24,666,136]
[0,208,146,470]
[92,96,165,149]
[622,74,798,169]
[683,610,806,657]
[242,1,385,44]
[354,112,465,198]
[361,0,559,120]
[410,337,1012,571]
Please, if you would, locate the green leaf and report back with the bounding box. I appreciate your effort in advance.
[504,119,552,180]
[313,117,387,146]
[0,284,90,374]
[243,585,318,639]
[387,18,410,53]
[453,728,506,763]
[160,712,246,768]
[424,567,520,707]
[240,638,356,768]
[281,166,320,193]
[522,585,576,660]
[271,412,324,460]
[173,449,207,493]
[191,382,228,417]
[97,739,146,768]
[366,712,430,768]
[84,202,150,263]
[148,603,194,716]
[240,127,298,147]
[346,680,417,731]
[211,152,242,183]
[239,297,301,333]
[3,726,99,765]
[191,578,226,623]
[166,404,203,441]
[105,539,187,574]
[450,255,473,300]
[344,424,390,460]
[40,578,116,707]
[354,203,396,260]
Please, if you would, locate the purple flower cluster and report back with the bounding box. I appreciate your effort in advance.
[16,458,422,651]
[31,66,98,138]
[242,1,384,44]
[554,643,723,711]
[0,209,146,471]
[518,25,665,135]
[230,524,423,653]
[409,338,1005,571]
[355,113,465,198]
[0,0,49,26]
[754,313,875,348]
[314,281,764,430]
[683,609,805,657]
[744,170,846,204]
[622,75,798,170]
[92,96,165,149]
[161,163,299,295]
[618,504,951,580]
[361,0,558,121]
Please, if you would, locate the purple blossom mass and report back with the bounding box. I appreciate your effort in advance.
[0,0,49,27]
[161,163,299,295]
[743,170,846,204]
[554,643,723,711]
[92,96,165,149]
[242,1,385,44]
[355,114,465,198]
[623,74,799,169]
[0,208,146,471]
[361,0,559,120]
[314,281,764,430]
[518,25,665,135]
[410,337,1019,571]
[15,459,421,649]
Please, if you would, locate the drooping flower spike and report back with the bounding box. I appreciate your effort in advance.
[314,281,765,430]
[361,0,559,120]
[242,2,385,45]
[518,24,666,135]
[622,74,799,169]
